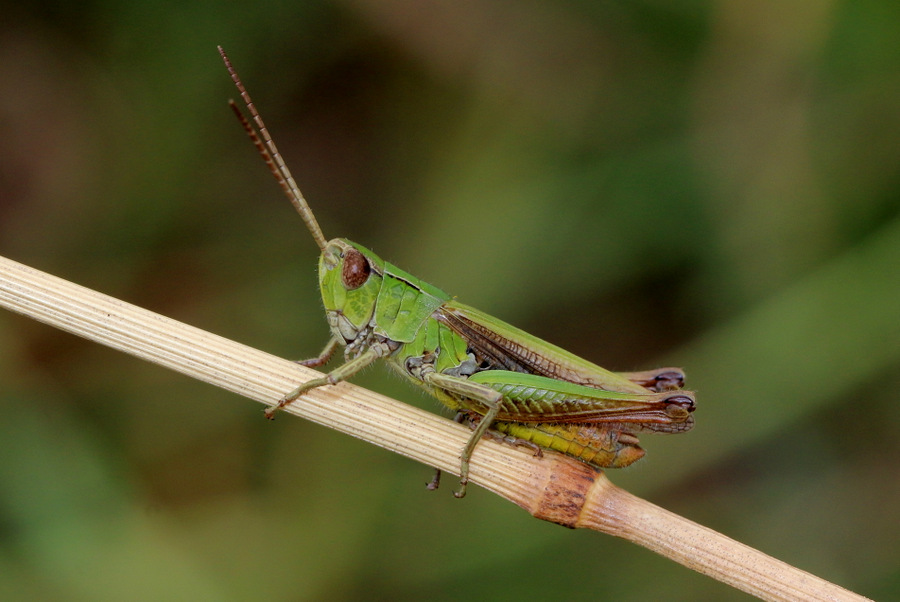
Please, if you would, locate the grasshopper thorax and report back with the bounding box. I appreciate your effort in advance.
[319,239,386,345]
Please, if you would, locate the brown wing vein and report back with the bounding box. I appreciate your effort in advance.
[436,308,574,379]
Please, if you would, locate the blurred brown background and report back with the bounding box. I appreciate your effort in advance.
[1,1,898,600]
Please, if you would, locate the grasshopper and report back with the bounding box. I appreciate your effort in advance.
[219,47,695,497]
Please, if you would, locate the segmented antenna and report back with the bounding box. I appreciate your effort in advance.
[218,46,328,251]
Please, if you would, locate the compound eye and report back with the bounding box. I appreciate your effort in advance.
[341,248,371,290]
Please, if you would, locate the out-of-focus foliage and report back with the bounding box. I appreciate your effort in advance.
[1,1,898,600]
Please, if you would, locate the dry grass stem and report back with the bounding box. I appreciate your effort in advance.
[0,254,870,602]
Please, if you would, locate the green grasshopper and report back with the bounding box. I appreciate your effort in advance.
[219,47,695,498]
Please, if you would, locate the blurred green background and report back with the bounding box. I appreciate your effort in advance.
[1,1,898,600]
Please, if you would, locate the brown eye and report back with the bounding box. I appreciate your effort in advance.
[341,248,371,290]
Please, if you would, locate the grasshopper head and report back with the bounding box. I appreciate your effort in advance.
[318,239,385,344]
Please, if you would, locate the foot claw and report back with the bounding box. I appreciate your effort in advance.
[426,469,442,491]
[265,402,285,419]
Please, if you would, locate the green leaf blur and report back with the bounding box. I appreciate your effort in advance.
[0,1,897,600]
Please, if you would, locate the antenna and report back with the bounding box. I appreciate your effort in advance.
[218,46,328,251]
